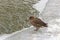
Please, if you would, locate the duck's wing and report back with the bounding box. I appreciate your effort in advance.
[33,18,46,26]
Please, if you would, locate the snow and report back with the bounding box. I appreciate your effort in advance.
[0,34,11,40]
[33,0,48,13]
[0,0,60,40]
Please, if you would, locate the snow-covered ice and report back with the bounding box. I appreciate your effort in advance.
[33,0,48,13]
[0,34,11,40]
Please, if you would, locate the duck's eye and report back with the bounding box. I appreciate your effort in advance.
[29,16,34,19]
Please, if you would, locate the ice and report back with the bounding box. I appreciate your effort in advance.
[0,34,11,40]
[33,0,48,13]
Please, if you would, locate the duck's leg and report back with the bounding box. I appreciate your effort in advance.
[34,27,40,31]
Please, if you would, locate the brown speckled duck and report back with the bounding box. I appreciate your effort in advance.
[29,16,48,31]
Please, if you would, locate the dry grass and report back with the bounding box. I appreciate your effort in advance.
[0,0,39,34]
